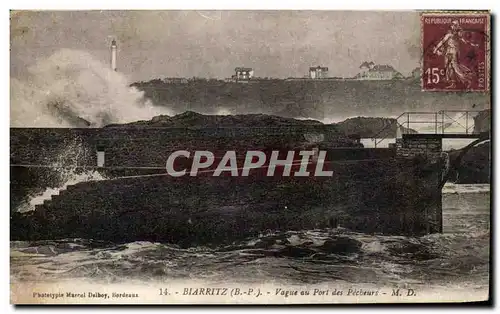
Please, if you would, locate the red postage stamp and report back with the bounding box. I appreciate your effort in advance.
[421,11,490,92]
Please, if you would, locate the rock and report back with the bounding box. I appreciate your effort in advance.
[109,111,324,128]
[319,237,363,255]
[448,142,490,183]
[473,109,490,134]
[104,111,417,141]
[277,246,317,258]
[335,117,417,138]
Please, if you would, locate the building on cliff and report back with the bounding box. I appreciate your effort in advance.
[359,61,375,72]
[355,61,403,80]
[232,67,254,81]
[309,66,329,79]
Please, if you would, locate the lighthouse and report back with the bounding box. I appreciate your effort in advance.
[110,39,117,71]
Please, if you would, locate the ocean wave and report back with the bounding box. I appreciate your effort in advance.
[10,220,489,285]
[16,140,107,213]
[11,49,172,128]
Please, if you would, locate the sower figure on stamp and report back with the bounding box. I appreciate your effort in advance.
[432,20,479,89]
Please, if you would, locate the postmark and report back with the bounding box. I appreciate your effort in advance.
[421,11,490,92]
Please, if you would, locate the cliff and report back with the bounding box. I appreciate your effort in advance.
[444,109,490,184]
[448,142,490,184]
[131,78,489,120]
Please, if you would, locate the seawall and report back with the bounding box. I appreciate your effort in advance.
[11,158,443,246]
[10,125,360,212]
[10,124,360,167]
[10,125,444,245]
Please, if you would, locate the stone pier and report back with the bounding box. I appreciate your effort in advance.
[396,134,443,159]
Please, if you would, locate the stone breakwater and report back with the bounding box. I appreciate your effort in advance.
[10,156,444,246]
[10,113,445,245]
[10,124,362,213]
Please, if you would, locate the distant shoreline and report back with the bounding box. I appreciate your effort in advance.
[133,77,421,84]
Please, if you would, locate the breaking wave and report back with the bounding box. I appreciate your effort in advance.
[10,49,172,128]
[16,140,107,213]
[16,171,106,214]
[10,219,490,286]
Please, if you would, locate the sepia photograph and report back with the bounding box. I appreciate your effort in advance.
[9,9,491,304]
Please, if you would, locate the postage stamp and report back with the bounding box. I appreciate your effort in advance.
[421,11,490,92]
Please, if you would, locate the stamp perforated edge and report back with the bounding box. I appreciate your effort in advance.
[420,10,491,93]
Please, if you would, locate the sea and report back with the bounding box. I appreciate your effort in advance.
[10,183,490,300]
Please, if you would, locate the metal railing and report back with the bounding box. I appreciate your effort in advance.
[372,110,488,148]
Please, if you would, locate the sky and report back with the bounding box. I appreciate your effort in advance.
[10,10,422,82]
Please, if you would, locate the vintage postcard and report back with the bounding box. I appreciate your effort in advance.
[10,10,491,304]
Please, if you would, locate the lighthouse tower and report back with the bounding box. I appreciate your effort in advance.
[110,39,117,71]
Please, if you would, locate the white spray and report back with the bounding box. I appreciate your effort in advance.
[10,48,172,128]
[12,49,174,211]
[16,140,107,213]
[16,172,107,213]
